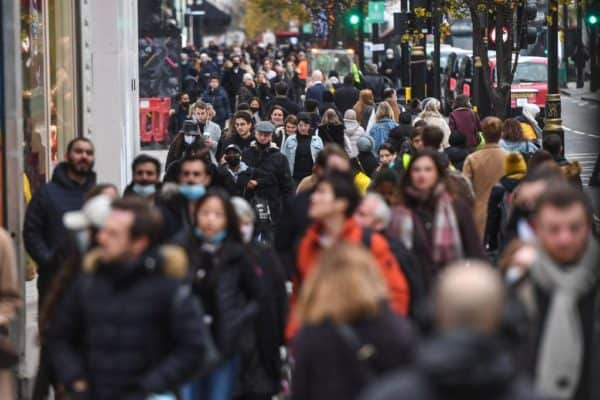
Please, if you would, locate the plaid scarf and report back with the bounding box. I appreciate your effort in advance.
[392,184,463,266]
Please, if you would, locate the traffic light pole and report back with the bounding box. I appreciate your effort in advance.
[410,0,427,99]
[432,0,441,100]
[543,0,564,148]
[358,0,365,71]
[576,0,584,88]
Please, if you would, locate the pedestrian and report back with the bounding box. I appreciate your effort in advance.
[444,131,470,171]
[165,118,208,181]
[242,120,294,242]
[179,190,262,400]
[201,74,231,128]
[221,54,245,112]
[354,193,425,316]
[448,94,481,149]
[353,89,375,130]
[383,88,401,122]
[334,74,360,114]
[237,74,258,107]
[517,103,542,143]
[543,133,583,188]
[522,183,599,400]
[281,113,324,185]
[23,138,97,306]
[369,102,398,152]
[216,144,252,198]
[123,154,162,200]
[215,111,254,162]
[499,118,538,156]
[370,167,403,206]
[343,109,366,158]
[191,101,222,164]
[362,63,387,102]
[230,197,288,399]
[356,135,379,178]
[267,104,288,148]
[360,261,541,400]
[269,81,300,115]
[157,154,213,240]
[484,152,528,254]
[413,98,451,148]
[463,116,508,238]
[306,70,327,106]
[0,228,21,400]
[387,150,485,291]
[248,97,263,124]
[293,244,414,400]
[286,171,411,340]
[318,108,346,150]
[283,114,299,139]
[168,93,192,139]
[376,143,400,171]
[380,48,401,88]
[47,198,208,400]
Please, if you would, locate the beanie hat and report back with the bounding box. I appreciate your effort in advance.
[504,152,527,176]
[357,135,374,153]
[344,109,357,121]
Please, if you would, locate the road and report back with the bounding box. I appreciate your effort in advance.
[561,96,600,185]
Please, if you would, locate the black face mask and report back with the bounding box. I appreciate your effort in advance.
[225,155,241,168]
[181,102,190,110]
[250,107,260,114]
[233,62,240,68]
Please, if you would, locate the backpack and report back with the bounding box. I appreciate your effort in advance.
[498,189,515,245]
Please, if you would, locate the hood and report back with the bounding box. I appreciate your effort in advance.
[52,162,97,191]
[250,140,279,151]
[227,161,249,177]
[419,332,515,398]
[500,140,526,152]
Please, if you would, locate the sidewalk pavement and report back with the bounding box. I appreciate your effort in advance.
[560,81,600,104]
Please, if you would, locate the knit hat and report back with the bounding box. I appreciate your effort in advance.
[504,152,527,176]
[344,109,357,121]
[357,135,374,153]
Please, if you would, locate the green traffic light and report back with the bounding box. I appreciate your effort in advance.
[588,15,598,25]
[349,14,360,25]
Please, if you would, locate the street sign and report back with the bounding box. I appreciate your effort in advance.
[372,43,385,51]
[302,23,313,34]
[368,1,385,23]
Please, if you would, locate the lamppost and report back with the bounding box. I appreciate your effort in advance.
[543,0,564,148]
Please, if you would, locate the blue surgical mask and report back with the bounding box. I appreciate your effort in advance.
[194,227,227,244]
[179,184,206,201]
[132,183,156,198]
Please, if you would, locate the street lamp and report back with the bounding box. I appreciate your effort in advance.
[543,0,564,150]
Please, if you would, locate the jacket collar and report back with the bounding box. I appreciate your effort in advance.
[51,162,97,190]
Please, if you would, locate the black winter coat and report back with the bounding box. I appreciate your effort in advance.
[215,162,254,198]
[242,143,294,225]
[292,304,414,400]
[334,84,360,114]
[47,246,207,400]
[484,176,522,251]
[359,333,543,400]
[23,163,96,299]
[182,237,261,357]
[388,124,412,153]
[317,123,345,149]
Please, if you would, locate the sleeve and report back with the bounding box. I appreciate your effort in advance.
[455,200,486,259]
[291,329,313,400]
[23,187,53,266]
[0,230,20,325]
[138,285,208,393]
[372,233,410,316]
[449,112,457,132]
[462,155,474,181]
[277,157,295,197]
[46,276,88,387]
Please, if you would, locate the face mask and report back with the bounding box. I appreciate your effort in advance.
[179,184,206,201]
[132,183,156,198]
[217,55,224,62]
[225,155,241,168]
[240,224,254,244]
[250,107,260,114]
[195,227,227,244]
[74,229,91,253]
[184,134,196,145]
[182,102,190,110]
[233,62,240,67]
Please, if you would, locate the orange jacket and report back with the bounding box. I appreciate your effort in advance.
[297,60,308,81]
[286,218,410,341]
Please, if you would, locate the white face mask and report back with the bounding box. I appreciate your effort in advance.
[240,224,254,244]
[184,134,195,145]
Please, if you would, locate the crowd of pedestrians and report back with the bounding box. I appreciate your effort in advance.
[4,43,597,400]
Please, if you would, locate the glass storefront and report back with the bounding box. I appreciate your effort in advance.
[20,0,79,192]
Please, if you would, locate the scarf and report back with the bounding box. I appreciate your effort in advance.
[530,238,600,399]
[394,185,463,265]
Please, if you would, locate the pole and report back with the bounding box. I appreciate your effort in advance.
[372,23,380,65]
[543,0,564,151]
[358,0,365,71]
[410,0,427,99]
[576,0,584,88]
[432,0,441,100]
[562,2,568,87]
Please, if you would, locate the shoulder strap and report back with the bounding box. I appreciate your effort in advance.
[361,228,373,249]
[335,323,377,382]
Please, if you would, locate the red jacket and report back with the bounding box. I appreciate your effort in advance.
[286,218,410,341]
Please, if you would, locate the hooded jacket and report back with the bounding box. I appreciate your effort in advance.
[47,246,207,400]
[216,161,253,197]
[370,118,399,151]
[23,163,96,297]
[344,119,366,158]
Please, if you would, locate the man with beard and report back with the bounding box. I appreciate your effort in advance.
[24,137,97,304]
[168,93,191,139]
[123,154,162,200]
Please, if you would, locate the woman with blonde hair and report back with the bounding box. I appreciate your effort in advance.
[353,89,375,130]
[369,102,399,151]
[293,243,414,400]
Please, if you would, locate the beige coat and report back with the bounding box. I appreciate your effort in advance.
[462,143,507,238]
[0,228,21,400]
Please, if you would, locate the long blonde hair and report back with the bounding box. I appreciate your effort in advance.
[375,101,394,122]
[297,243,388,326]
